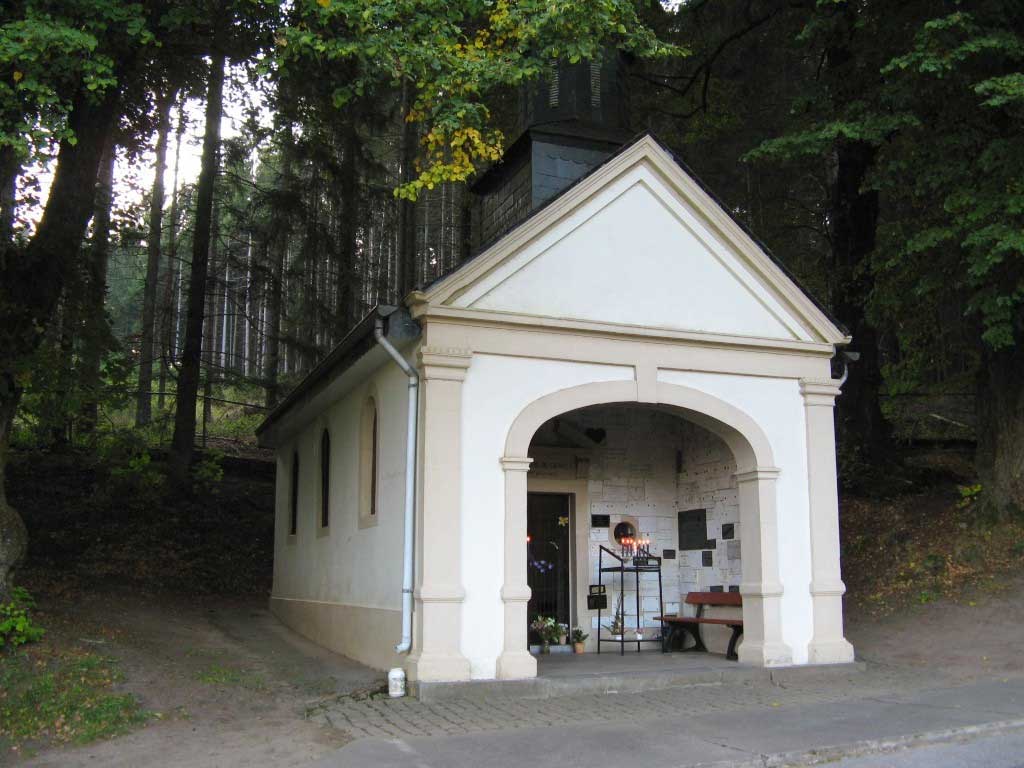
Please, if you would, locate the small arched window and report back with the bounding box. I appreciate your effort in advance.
[289,451,299,536]
[320,429,331,528]
[359,396,380,526]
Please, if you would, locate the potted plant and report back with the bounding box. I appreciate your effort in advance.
[606,595,626,641]
[557,623,568,646]
[530,616,559,653]
[571,626,589,654]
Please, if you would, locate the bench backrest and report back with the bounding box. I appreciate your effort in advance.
[685,591,742,607]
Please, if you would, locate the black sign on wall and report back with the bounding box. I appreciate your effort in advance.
[591,514,611,529]
[678,509,708,551]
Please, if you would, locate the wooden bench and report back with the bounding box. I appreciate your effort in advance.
[656,591,744,661]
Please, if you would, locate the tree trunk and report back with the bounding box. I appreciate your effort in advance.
[158,100,186,412]
[0,88,117,594]
[80,138,116,437]
[0,390,26,602]
[170,54,225,484]
[395,82,417,301]
[830,140,891,460]
[976,339,1024,515]
[137,87,177,426]
[0,144,18,245]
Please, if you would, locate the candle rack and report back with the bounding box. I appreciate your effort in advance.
[596,545,664,655]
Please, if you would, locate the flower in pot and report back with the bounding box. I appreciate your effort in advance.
[530,616,560,653]
[557,623,569,645]
[570,626,589,653]
[606,595,626,640]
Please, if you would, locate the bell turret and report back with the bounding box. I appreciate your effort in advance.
[472,51,630,248]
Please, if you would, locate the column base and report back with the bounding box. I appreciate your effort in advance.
[405,652,472,683]
[737,640,793,667]
[808,638,856,665]
[495,650,537,680]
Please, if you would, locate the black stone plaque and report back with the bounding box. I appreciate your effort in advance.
[591,514,610,529]
[662,549,676,560]
[728,585,740,593]
[701,550,714,567]
[587,594,608,610]
[705,538,717,549]
[678,509,708,551]
[709,585,724,593]
[722,523,735,540]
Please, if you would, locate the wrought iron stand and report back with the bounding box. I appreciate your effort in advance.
[596,545,664,655]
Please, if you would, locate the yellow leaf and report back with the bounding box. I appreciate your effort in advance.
[317,0,330,7]
[13,71,23,82]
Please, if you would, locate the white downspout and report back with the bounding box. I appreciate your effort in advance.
[374,316,418,654]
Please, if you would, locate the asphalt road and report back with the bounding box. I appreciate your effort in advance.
[829,730,1024,768]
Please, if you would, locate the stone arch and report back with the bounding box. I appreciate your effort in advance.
[503,379,775,473]
[495,379,791,680]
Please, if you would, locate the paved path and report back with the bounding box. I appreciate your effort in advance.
[310,675,1024,767]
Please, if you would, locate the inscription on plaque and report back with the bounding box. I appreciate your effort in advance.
[678,509,708,551]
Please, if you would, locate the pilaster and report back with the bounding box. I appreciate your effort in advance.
[734,467,793,666]
[405,347,473,682]
[800,379,856,664]
[496,456,537,679]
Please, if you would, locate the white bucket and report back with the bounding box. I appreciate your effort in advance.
[388,667,406,698]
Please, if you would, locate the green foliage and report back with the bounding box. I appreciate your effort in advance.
[0,650,148,747]
[0,1,154,164]
[0,587,44,649]
[958,483,984,508]
[96,430,164,505]
[276,0,684,197]
[192,451,225,495]
[194,664,266,691]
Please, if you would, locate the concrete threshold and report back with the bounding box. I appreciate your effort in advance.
[411,657,866,703]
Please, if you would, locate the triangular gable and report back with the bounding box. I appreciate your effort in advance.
[422,135,848,346]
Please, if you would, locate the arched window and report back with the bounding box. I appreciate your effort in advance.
[320,429,331,528]
[359,396,380,525]
[289,451,299,535]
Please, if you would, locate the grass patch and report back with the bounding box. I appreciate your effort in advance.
[0,647,149,753]
[194,664,267,691]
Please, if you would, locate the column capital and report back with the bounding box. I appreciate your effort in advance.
[501,456,534,473]
[419,346,473,381]
[800,378,842,405]
[734,467,781,484]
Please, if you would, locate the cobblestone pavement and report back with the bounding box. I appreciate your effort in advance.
[309,664,948,741]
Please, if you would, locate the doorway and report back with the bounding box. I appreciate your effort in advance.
[526,492,573,644]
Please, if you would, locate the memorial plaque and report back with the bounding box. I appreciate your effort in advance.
[722,523,735,540]
[587,594,608,610]
[591,514,610,529]
[678,508,708,551]
[662,549,676,560]
[701,550,714,567]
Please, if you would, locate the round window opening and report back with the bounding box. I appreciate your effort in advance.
[613,521,636,544]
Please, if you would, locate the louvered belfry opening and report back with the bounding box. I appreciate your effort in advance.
[470,50,631,250]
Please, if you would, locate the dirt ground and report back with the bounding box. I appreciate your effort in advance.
[4,573,1020,768]
[10,589,381,768]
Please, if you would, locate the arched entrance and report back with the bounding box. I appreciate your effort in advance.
[495,380,794,679]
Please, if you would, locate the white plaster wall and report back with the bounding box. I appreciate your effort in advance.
[454,166,812,342]
[271,356,411,613]
[657,369,813,664]
[459,355,634,679]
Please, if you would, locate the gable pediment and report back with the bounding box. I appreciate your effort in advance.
[423,136,846,346]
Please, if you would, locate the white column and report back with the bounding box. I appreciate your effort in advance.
[801,380,856,664]
[735,467,793,666]
[405,347,473,682]
[496,456,537,680]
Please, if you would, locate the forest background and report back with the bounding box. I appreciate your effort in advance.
[1,0,1022,599]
